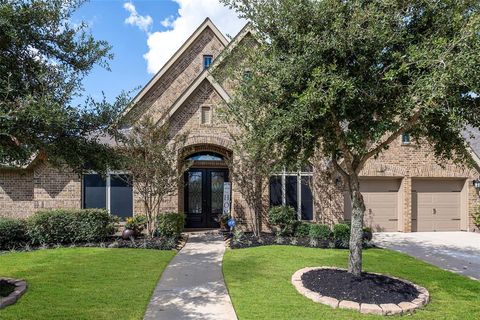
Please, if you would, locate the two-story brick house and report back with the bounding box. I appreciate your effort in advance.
[1,18,479,233]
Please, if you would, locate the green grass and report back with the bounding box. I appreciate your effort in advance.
[223,246,480,320]
[0,248,175,320]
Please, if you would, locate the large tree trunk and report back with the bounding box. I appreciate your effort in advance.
[347,173,366,276]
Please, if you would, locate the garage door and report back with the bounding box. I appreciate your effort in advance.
[344,179,400,232]
[412,179,463,232]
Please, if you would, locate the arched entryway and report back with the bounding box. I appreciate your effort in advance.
[181,145,231,228]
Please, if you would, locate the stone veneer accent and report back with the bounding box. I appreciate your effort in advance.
[291,267,430,316]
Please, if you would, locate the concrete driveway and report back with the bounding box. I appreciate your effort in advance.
[373,232,480,280]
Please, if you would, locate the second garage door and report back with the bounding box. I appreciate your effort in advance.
[344,179,400,232]
[412,179,464,232]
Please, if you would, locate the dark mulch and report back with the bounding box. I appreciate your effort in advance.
[0,235,185,253]
[301,269,419,304]
[229,232,332,249]
[227,232,370,250]
[0,280,15,297]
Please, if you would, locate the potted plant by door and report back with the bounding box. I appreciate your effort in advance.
[122,215,147,239]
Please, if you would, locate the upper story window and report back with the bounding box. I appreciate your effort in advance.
[203,55,213,69]
[401,133,410,145]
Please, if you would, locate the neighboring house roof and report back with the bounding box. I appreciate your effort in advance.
[121,18,229,119]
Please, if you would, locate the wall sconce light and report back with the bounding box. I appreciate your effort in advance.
[473,179,480,189]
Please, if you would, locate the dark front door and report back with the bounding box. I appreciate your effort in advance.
[184,168,229,228]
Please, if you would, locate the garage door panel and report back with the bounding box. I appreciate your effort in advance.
[344,179,400,232]
[412,179,463,232]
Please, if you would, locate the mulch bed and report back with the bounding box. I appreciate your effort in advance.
[0,280,15,297]
[227,232,369,250]
[301,268,420,305]
[0,234,187,253]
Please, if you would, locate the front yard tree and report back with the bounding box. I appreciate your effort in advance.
[0,0,123,172]
[118,118,188,237]
[222,0,480,276]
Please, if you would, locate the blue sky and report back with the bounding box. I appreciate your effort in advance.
[71,0,245,107]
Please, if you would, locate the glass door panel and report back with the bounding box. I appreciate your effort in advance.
[188,171,203,214]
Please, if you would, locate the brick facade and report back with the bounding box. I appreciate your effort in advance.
[0,19,478,232]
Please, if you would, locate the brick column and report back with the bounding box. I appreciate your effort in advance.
[403,177,412,232]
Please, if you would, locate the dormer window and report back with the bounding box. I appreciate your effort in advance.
[203,55,213,69]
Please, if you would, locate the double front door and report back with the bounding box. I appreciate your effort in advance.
[184,168,229,228]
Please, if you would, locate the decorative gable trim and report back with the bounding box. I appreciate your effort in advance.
[121,18,229,118]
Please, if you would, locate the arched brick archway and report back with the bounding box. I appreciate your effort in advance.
[178,138,234,228]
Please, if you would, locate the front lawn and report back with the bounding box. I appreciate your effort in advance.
[0,248,175,320]
[223,246,480,320]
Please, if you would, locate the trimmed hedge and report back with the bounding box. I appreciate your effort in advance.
[0,218,28,250]
[27,209,117,245]
[293,222,311,237]
[309,224,331,240]
[156,212,185,237]
[333,223,350,248]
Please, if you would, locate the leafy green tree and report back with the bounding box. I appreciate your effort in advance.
[0,0,124,173]
[222,0,480,276]
[117,118,189,237]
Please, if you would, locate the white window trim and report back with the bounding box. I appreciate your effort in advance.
[82,171,132,214]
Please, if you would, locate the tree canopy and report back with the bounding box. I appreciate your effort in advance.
[0,0,125,172]
[222,0,480,275]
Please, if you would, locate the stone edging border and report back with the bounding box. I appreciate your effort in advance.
[0,278,28,309]
[291,267,429,316]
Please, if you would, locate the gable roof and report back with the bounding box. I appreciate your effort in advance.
[154,70,231,125]
[121,18,229,119]
[154,23,257,125]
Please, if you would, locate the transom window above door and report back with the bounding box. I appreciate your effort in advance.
[186,152,224,161]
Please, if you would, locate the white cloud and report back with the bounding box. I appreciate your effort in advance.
[161,15,175,28]
[123,2,153,33]
[143,0,246,74]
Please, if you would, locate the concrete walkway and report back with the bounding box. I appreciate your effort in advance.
[374,232,480,280]
[144,232,237,320]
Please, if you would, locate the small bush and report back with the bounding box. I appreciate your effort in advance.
[27,209,117,245]
[268,206,296,235]
[125,215,147,234]
[473,205,480,228]
[0,218,28,250]
[293,222,311,237]
[156,212,185,237]
[333,223,350,248]
[309,224,331,240]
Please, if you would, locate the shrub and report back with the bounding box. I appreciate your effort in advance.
[309,224,331,240]
[268,206,296,235]
[0,218,28,250]
[473,205,480,228]
[333,223,350,248]
[363,227,373,241]
[27,209,117,245]
[125,215,147,234]
[156,212,185,237]
[293,222,310,237]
